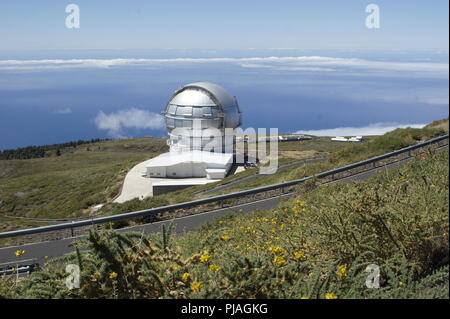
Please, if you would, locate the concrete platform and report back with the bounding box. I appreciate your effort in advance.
[113,158,219,203]
[113,159,154,203]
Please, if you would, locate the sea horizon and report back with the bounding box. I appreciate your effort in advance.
[0,48,448,150]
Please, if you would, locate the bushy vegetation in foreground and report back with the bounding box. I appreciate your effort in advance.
[1,149,447,299]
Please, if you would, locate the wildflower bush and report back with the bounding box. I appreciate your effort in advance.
[0,149,448,299]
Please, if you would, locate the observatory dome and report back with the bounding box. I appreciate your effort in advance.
[164,82,241,153]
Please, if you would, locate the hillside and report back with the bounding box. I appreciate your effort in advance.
[0,119,447,234]
[0,133,355,232]
[1,145,447,298]
[0,137,168,232]
[425,117,449,132]
[95,122,446,220]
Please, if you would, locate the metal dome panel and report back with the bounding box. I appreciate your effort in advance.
[169,89,217,107]
[184,82,238,110]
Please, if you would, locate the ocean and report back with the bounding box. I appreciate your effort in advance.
[0,49,448,150]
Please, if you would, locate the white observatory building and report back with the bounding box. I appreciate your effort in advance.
[145,82,241,180]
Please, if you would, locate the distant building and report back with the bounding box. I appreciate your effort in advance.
[279,135,312,142]
[331,136,363,142]
[236,134,312,143]
[331,136,349,142]
[348,136,363,142]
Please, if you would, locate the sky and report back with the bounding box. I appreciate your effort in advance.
[0,1,448,52]
[0,1,448,150]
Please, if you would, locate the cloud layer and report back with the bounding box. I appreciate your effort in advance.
[295,122,427,137]
[94,108,165,138]
[0,56,448,78]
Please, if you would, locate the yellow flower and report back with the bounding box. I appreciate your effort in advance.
[273,256,286,266]
[292,200,307,214]
[325,293,338,299]
[268,246,285,255]
[171,264,181,271]
[109,272,118,279]
[181,272,191,282]
[191,281,202,291]
[294,251,305,260]
[199,254,211,263]
[209,265,220,272]
[336,265,347,277]
[15,250,25,257]
[221,235,231,241]
[399,281,405,287]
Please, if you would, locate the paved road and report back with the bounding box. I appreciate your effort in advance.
[0,196,284,266]
[0,147,445,267]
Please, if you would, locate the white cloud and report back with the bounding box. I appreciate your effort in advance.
[239,62,336,72]
[238,56,449,77]
[53,107,72,114]
[295,122,427,137]
[94,108,165,138]
[0,56,447,78]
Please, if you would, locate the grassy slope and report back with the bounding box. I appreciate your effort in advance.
[0,137,167,231]
[425,117,449,132]
[1,146,447,299]
[0,119,447,231]
[0,133,354,227]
